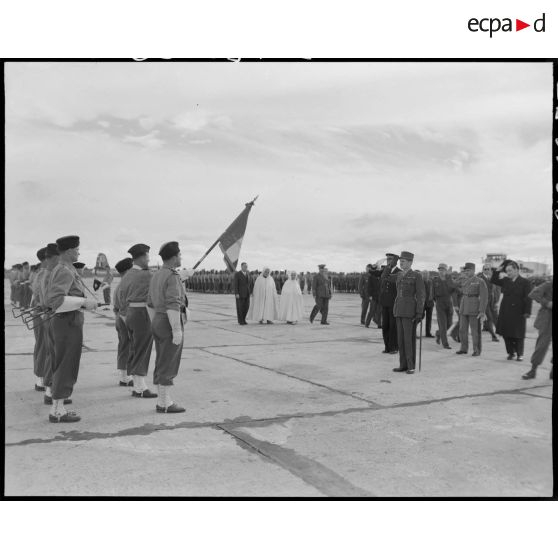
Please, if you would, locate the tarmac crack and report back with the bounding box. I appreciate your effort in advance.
[199,347,385,408]
[217,424,374,497]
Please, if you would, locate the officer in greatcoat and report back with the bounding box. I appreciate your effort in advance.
[392,251,425,374]
[147,241,187,413]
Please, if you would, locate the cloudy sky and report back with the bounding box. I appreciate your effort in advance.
[5,61,553,272]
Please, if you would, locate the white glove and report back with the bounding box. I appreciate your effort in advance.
[146,306,155,322]
[167,309,183,345]
[82,299,98,311]
[179,268,195,281]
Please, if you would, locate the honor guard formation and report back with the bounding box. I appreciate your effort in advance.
[9,240,553,424]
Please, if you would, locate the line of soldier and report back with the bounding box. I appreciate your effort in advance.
[358,253,552,379]
[18,236,190,424]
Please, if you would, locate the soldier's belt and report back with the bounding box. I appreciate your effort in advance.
[129,302,147,307]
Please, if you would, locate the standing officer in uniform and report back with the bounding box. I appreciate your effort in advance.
[40,243,60,404]
[233,262,252,325]
[147,241,187,413]
[432,263,456,349]
[358,264,372,325]
[392,251,425,374]
[378,253,401,354]
[522,278,553,380]
[46,235,97,422]
[113,258,134,386]
[310,264,332,325]
[455,262,488,357]
[119,243,156,398]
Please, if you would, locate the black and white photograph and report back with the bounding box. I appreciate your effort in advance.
[3,60,554,498]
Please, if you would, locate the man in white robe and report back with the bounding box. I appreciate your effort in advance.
[247,267,279,324]
[279,271,305,324]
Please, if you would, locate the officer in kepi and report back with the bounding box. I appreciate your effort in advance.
[147,241,188,413]
[392,251,425,375]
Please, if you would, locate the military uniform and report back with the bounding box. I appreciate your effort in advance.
[431,265,457,348]
[392,253,425,373]
[147,241,187,413]
[377,255,401,353]
[119,244,155,397]
[457,264,488,355]
[310,266,332,324]
[358,271,370,325]
[31,249,48,389]
[113,258,134,386]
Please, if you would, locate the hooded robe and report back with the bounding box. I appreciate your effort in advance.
[247,270,279,322]
[279,273,304,322]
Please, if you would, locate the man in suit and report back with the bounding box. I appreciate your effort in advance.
[392,251,425,375]
[233,262,252,325]
[377,253,401,354]
[310,264,332,325]
[455,262,488,357]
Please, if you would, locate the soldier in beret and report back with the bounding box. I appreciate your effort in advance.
[392,251,425,374]
[147,241,187,413]
[119,243,156,398]
[113,258,134,386]
[40,243,60,403]
[30,247,48,392]
[46,236,98,422]
[455,263,488,357]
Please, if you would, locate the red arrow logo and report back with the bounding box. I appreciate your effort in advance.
[516,19,530,31]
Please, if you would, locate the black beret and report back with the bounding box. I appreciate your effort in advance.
[115,257,134,274]
[386,253,399,259]
[73,262,86,269]
[56,235,80,251]
[159,241,180,260]
[36,248,47,261]
[128,243,150,259]
[22,261,29,266]
[45,243,60,257]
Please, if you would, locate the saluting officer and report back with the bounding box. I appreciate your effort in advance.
[392,251,425,375]
[455,262,488,357]
[147,241,187,413]
[46,235,97,422]
[119,244,156,398]
[113,258,134,387]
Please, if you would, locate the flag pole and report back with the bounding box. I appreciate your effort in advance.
[192,196,258,270]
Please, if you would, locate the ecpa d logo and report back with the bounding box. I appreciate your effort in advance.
[468,13,545,37]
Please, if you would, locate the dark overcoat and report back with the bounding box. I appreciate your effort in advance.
[490,271,532,338]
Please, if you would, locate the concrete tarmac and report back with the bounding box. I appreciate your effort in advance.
[4,281,554,496]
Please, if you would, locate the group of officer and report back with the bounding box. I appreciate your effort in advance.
[18,236,189,424]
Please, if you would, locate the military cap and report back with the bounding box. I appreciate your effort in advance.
[128,243,150,259]
[437,263,448,271]
[36,247,47,261]
[115,257,134,274]
[73,262,86,269]
[400,251,414,261]
[22,261,29,266]
[56,235,80,251]
[318,264,326,269]
[463,262,476,271]
[159,241,180,260]
[45,243,60,257]
[386,253,399,259]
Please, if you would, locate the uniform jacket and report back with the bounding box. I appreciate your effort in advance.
[393,269,425,318]
[358,273,368,298]
[458,275,488,316]
[233,270,253,298]
[528,280,552,331]
[477,272,500,306]
[46,261,85,311]
[378,266,401,307]
[491,271,532,338]
[147,266,187,314]
[366,272,380,301]
[118,266,153,316]
[431,276,457,307]
[312,273,332,299]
